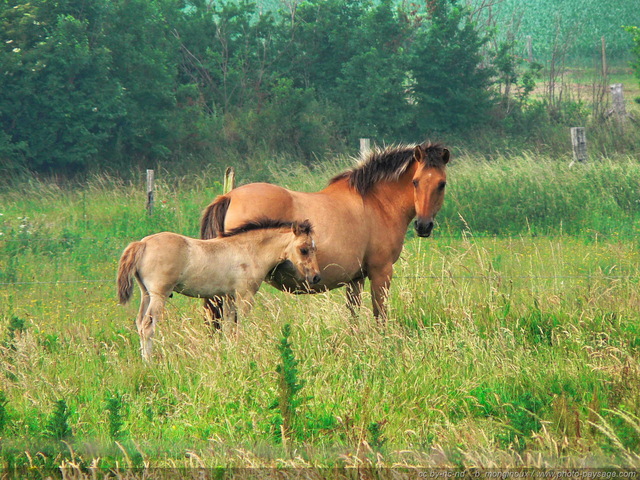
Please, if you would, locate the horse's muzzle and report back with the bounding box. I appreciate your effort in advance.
[415,219,434,237]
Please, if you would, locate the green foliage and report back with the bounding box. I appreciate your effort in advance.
[475,0,640,61]
[367,421,387,450]
[271,324,305,441]
[2,316,26,350]
[626,25,640,102]
[0,0,503,172]
[106,393,126,440]
[45,400,73,441]
[438,154,640,237]
[0,390,8,433]
[333,0,414,139]
[412,0,495,132]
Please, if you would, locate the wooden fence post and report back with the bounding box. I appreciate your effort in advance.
[223,166,235,194]
[359,138,371,157]
[146,169,154,215]
[610,83,627,120]
[570,127,587,164]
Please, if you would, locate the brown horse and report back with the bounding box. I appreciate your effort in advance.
[117,219,320,359]
[201,141,449,321]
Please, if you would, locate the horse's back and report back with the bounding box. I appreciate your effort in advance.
[219,180,369,290]
[222,183,297,228]
[138,232,191,275]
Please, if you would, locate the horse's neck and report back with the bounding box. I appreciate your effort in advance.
[367,166,416,226]
[240,229,292,269]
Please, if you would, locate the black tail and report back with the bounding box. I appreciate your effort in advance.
[200,195,231,239]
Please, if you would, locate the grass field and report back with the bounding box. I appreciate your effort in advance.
[1,152,640,475]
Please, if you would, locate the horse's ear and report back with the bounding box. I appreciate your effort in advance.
[414,145,425,162]
[442,148,450,164]
[291,221,299,235]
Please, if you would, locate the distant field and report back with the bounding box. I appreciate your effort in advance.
[1,153,640,473]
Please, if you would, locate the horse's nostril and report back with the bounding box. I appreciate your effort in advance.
[312,274,322,284]
[415,219,434,237]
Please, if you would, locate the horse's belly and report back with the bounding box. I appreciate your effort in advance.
[175,283,231,299]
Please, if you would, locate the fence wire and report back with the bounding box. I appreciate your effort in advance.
[0,274,637,288]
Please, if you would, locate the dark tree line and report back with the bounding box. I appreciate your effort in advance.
[0,0,508,173]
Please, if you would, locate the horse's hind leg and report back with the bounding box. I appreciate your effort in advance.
[204,296,224,330]
[223,294,238,325]
[139,294,165,361]
[346,277,365,317]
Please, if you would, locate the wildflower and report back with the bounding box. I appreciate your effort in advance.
[12,48,20,53]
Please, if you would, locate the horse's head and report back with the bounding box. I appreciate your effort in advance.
[286,220,321,285]
[411,144,449,237]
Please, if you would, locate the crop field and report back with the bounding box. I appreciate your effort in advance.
[1,152,640,476]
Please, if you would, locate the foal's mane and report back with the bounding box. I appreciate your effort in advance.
[221,218,313,238]
[329,142,447,195]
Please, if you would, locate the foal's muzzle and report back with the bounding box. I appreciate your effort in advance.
[415,219,434,238]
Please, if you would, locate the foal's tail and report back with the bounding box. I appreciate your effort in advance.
[117,241,146,305]
[200,195,231,239]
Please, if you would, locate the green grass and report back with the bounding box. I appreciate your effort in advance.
[1,153,640,473]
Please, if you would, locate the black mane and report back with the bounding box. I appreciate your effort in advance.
[329,142,447,195]
[221,218,313,238]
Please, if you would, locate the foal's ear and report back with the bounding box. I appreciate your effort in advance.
[442,148,450,164]
[413,145,425,162]
[291,221,299,235]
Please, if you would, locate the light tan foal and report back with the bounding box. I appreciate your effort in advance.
[117,219,319,360]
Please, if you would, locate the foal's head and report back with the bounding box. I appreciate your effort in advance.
[284,220,321,285]
[411,143,450,237]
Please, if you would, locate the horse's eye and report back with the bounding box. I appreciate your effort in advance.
[300,248,309,256]
[412,179,419,188]
[438,181,447,191]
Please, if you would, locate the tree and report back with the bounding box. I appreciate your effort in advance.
[334,0,414,140]
[411,0,495,133]
[0,1,122,171]
[625,26,640,103]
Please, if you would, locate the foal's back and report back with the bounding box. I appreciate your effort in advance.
[138,232,246,298]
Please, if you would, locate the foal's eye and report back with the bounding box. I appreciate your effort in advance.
[300,248,309,256]
[412,179,419,188]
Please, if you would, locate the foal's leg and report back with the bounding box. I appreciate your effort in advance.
[135,288,151,331]
[346,278,365,317]
[139,294,166,361]
[369,265,392,322]
[236,289,257,318]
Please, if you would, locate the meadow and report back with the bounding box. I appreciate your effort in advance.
[1,150,640,476]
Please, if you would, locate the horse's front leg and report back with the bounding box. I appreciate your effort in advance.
[204,297,223,330]
[369,265,393,322]
[236,289,256,318]
[346,278,365,317]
